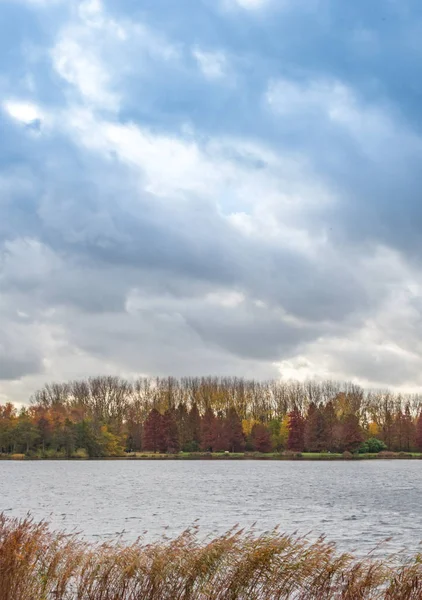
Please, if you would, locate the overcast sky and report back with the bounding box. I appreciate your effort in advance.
[2,0,422,402]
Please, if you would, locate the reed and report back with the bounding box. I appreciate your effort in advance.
[0,514,421,599]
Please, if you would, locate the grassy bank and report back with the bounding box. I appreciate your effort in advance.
[2,451,422,460]
[1,514,421,599]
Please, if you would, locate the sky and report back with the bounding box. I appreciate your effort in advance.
[2,0,422,403]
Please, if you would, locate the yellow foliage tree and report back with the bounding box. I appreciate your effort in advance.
[368,421,379,437]
[242,419,258,437]
[279,415,290,447]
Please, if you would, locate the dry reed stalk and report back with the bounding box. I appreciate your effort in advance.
[0,514,421,599]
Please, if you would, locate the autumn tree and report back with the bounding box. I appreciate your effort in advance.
[177,403,191,451]
[201,407,216,452]
[55,418,76,458]
[125,403,143,452]
[14,410,39,454]
[225,408,245,453]
[0,404,17,454]
[279,415,289,450]
[322,401,337,452]
[402,404,415,452]
[287,408,305,452]
[251,423,272,453]
[142,409,164,453]
[304,403,327,452]
[75,420,102,458]
[162,409,180,453]
[341,414,363,453]
[188,403,202,451]
[416,412,422,452]
[213,414,230,452]
[268,419,283,452]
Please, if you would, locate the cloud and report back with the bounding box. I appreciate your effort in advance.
[2,0,422,402]
[193,48,228,79]
[50,0,178,111]
[231,0,270,9]
[3,100,43,124]
[52,37,118,110]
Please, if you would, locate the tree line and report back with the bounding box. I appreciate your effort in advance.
[1,376,422,457]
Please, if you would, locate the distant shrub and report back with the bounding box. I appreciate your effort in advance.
[398,451,412,458]
[359,438,387,454]
[282,450,302,458]
[10,454,25,460]
[378,451,397,459]
[73,448,88,459]
[342,451,353,460]
[183,441,200,452]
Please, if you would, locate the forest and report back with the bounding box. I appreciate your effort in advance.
[1,376,422,458]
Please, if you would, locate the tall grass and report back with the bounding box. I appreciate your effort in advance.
[1,514,421,599]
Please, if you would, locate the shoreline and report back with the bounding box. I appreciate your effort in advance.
[2,452,422,461]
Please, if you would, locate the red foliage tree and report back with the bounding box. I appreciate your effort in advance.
[380,408,394,450]
[304,402,327,452]
[341,414,362,452]
[251,423,272,453]
[402,404,415,452]
[142,408,164,453]
[225,408,245,453]
[36,413,53,453]
[201,407,216,451]
[322,401,337,452]
[213,414,230,452]
[287,408,305,452]
[391,411,404,452]
[416,412,422,452]
[162,409,180,453]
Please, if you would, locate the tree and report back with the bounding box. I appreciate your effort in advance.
[368,421,379,438]
[55,418,76,458]
[279,415,289,449]
[125,403,143,452]
[143,409,164,453]
[188,403,202,451]
[402,404,415,452]
[14,411,39,454]
[251,423,272,453]
[162,410,180,453]
[391,411,404,451]
[304,403,327,452]
[0,403,17,454]
[98,425,124,456]
[213,414,230,452]
[75,420,102,458]
[416,412,422,452]
[287,408,305,452]
[380,405,394,449]
[36,414,53,453]
[225,408,245,453]
[341,414,363,452]
[177,403,191,451]
[359,438,387,454]
[322,401,337,452]
[201,408,216,452]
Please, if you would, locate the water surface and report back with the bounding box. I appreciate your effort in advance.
[1,460,420,555]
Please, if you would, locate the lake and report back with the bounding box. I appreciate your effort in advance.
[1,460,420,556]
